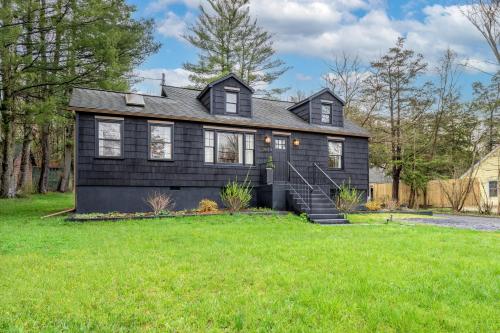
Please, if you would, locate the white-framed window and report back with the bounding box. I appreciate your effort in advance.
[321,103,332,123]
[226,92,238,113]
[149,123,173,160]
[275,138,286,150]
[245,134,254,165]
[96,118,123,158]
[328,141,343,169]
[204,129,254,165]
[204,131,215,163]
[489,181,498,197]
[217,132,243,164]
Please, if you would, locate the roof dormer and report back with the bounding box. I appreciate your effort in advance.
[197,73,254,118]
[288,88,344,127]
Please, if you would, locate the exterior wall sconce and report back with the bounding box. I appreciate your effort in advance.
[292,138,300,146]
[264,136,271,144]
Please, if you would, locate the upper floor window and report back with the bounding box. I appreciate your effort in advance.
[204,129,254,165]
[328,141,343,169]
[321,104,332,123]
[226,92,238,113]
[96,117,123,158]
[149,122,173,160]
[489,181,498,197]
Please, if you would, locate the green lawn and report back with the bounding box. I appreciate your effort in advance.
[0,194,499,332]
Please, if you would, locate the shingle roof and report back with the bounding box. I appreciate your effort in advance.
[69,86,370,138]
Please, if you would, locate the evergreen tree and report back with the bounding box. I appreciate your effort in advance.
[183,0,289,95]
[0,0,160,197]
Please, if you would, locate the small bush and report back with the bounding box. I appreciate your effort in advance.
[384,199,399,211]
[145,191,174,216]
[198,199,219,213]
[365,200,382,211]
[221,179,252,212]
[335,184,362,213]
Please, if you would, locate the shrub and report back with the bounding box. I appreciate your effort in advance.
[365,200,382,211]
[145,192,174,216]
[335,184,362,213]
[383,199,399,211]
[265,156,274,169]
[198,199,219,213]
[221,178,252,212]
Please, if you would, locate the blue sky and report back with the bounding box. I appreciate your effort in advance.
[128,0,498,100]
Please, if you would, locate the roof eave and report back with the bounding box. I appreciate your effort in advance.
[68,106,370,138]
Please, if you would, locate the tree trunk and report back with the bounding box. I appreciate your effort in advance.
[408,186,415,209]
[58,124,73,192]
[0,106,15,198]
[17,122,33,192]
[391,165,401,202]
[38,123,51,194]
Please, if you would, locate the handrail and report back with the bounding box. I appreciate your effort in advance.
[313,163,341,190]
[288,162,314,190]
[287,162,314,210]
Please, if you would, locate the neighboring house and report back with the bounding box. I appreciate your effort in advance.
[460,146,500,212]
[68,73,369,223]
[368,167,392,200]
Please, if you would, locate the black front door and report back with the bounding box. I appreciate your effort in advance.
[273,135,289,181]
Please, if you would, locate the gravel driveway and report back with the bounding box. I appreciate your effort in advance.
[405,214,500,231]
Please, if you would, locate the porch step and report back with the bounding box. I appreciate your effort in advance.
[312,218,350,225]
[308,213,345,220]
[287,188,349,224]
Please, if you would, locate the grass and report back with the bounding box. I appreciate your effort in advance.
[347,213,438,224]
[0,193,499,332]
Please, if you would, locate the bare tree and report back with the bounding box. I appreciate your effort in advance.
[289,90,307,103]
[430,49,462,158]
[323,52,365,114]
[461,0,500,64]
[370,38,427,202]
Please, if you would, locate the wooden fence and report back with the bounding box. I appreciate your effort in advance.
[371,179,480,208]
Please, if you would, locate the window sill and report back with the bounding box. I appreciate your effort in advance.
[94,156,124,160]
[148,158,174,162]
[204,163,256,169]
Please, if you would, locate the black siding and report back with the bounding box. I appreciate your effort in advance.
[310,91,344,127]
[76,112,368,212]
[212,77,252,117]
[289,102,310,122]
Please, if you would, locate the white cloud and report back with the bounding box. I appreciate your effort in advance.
[133,68,191,95]
[400,4,499,73]
[253,1,496,72]
[157,11,192,40]
[150,0,498,75]
[296,73,312,81]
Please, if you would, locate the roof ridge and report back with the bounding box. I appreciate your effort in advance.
[163,85,294,104]
[73,86,167,99]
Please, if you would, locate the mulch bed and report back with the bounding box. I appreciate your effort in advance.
[66,210,290,222]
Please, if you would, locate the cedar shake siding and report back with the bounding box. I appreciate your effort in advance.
[210,77,253,117]
[288,88,344,127]
[310,91,344,127]
[70,73,369,213]
[75,112,368,212]
[289,101,310,123]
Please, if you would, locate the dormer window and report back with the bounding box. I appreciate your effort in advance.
[321,103,332,124]
[225,92,238,113]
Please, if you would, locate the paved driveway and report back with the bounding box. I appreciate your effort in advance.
[405,214,500,231]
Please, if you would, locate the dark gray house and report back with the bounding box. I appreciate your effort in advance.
[69,74,369,223]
